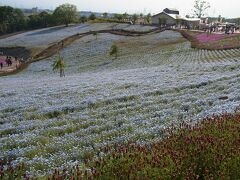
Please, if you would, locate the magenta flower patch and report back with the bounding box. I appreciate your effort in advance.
[196,33,237,43]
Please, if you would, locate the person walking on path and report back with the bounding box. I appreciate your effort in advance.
[0,62,3,69]
[6,56,9,66]
[9,59,12,66]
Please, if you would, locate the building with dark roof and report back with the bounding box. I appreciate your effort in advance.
[163,8,179,15]
[152,8,200,28]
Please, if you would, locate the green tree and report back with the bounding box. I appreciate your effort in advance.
[113,14,119,20]
[145,13,151,24]
[0,6,26,34]
[113,14,123,21]
[28,11,52,29]
[193,0,210,18]
[109,44,118,59]
[79,16,87,23]
[93,32,98,40]
[132,14,138,24]
[53,3,77,27]
[0,6,17,32]
[237,18,240,26]
[117,14,123,22]
[89,13,96,20]
[52,54,66,77]
[39,11,51,28]
[103,12,108,18]
[28,14,42,29]
[12,8,26,31]
[122,12,128,21]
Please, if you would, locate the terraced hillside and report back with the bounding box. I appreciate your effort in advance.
[0,26,240,175]
[0,23,155,49]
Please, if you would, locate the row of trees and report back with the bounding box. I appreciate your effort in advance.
[79,12,152,24]
[0,4,153,35]
[0,6,26,34]
[105,12,152,24]
[0,4,78,35]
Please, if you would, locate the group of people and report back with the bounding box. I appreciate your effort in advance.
[204,24,239,35]
[6,56,13,66]
[0,55,21,70]
[224,25,238,34]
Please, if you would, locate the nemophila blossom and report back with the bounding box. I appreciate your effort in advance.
[0,30,240,176]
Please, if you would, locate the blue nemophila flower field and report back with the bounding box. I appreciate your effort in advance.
[0,24,240,176]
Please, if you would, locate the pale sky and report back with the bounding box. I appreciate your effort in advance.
[1,0,240,18]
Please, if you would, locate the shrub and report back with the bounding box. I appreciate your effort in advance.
[109,44,118,59]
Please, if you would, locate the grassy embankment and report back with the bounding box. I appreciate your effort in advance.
[1,112,239,179]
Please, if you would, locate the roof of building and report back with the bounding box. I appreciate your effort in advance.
[152,11,179,19]
[164,8,179,12]
[152,11,200,22]
[152,11,169,18]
